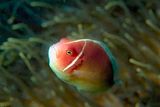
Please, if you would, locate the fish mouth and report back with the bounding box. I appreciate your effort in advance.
[48,44,57,66]
[62,41,87,73]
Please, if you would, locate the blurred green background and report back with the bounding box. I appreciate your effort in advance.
[0,0,160,107]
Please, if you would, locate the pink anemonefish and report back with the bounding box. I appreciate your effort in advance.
[48,38,118,92]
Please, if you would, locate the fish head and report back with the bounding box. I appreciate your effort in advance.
[48,38,86,75]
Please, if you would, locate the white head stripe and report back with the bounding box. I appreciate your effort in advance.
[62,41,87,72]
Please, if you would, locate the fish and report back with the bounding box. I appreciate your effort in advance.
[48,38,118,92]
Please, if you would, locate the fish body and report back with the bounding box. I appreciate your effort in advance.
[48,38,118,92]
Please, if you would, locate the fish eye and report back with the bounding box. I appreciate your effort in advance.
[66,50,72,55]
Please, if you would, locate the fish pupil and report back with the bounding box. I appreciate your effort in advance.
[66,50,72,55]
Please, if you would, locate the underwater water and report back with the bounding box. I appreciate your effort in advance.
[0,0,160,107]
